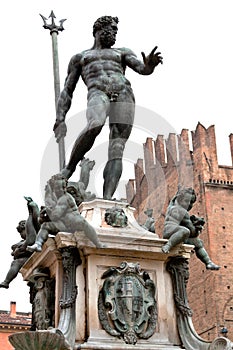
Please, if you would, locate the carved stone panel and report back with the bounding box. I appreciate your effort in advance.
[98,261,157,345]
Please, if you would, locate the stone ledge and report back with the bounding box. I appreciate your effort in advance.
[75,341,184,350]
[20,230,194,281]
[55,231,193,261]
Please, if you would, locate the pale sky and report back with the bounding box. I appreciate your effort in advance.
[0,0,233,312]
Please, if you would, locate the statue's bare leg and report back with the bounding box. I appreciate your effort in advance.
[62,92,110,178]
[189,238,220,270]
[0,258,27,288]
[103,99,135,199]
[162,227,190,253]
[72,215,105,248]
[27,223,59,252]
[82,221,105,248]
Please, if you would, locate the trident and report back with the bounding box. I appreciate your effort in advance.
[40,11,66,170]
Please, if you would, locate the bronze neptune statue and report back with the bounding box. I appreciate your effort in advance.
[54,16,163,199]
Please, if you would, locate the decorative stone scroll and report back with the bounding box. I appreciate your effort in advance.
[28,267,55,331]
[210,337,233,350]
[167,256,220,350]
[58,247,81,349]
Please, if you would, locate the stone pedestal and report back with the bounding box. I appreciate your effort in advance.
[18,199,230,350]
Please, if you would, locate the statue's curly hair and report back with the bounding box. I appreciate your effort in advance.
[93,16,119,36]
[49,174,68,189]
[17,220,26,233]
[176,187,196,203]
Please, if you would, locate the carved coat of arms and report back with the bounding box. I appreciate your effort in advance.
[98,261,157,344]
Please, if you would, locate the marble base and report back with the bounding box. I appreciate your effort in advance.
[20,199,194,349]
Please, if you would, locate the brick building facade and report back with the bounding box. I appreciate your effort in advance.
[126,122,233,340]
[0,302,31,350]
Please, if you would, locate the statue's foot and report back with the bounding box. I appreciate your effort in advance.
[26,243,42,252]
[0,281,9,289]
[97,242,106,249]
[206,261,220,270]
[161,243,170,254]
[61,167,72,179]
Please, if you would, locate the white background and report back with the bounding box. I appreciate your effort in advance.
[0,0,233,312]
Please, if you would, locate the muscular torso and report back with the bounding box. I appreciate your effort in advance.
[79,48,133,95]
[164,205,188,225]
[163,201,196,237]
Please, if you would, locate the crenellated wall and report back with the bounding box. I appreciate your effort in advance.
[126,122,233,340]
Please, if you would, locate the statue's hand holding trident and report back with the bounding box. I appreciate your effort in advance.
[53,120,67,142]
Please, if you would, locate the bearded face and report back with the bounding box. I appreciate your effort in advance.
[99,29,116,48]
[95,22,118,48]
